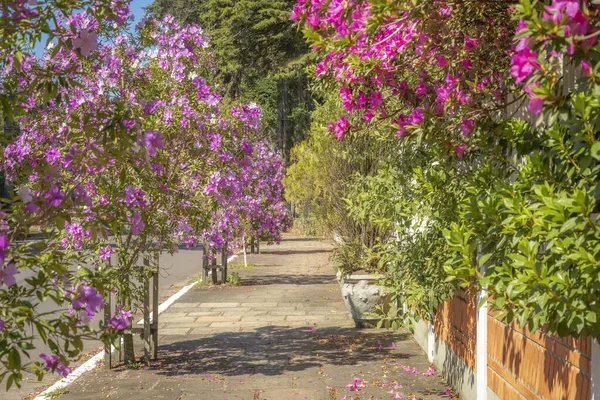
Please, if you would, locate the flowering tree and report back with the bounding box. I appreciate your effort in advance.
[0,3,288,388]
[291,0,515,156]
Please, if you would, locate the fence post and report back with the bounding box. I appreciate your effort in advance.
[427,318,435,363]
[104,286,112,369]
[202,241,209,284]
[593,339,600,400]
[476,248,490,400]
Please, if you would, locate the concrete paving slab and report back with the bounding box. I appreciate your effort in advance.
[50,235,452,400]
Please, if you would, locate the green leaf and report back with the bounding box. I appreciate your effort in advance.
[8,348,21,371]
[591,142,600,160]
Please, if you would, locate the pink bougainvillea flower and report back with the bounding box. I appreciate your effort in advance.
[410,108,425,125]
[455,144,467,160]
[511,48,541,84]
[461,118,474,136]
[370,91,383,109]
[392,393,405,399]
[425,367,437,376]
[582,59,592,76]
[74,30,98,56]
[415,81,427,98]
[464,34,479,51]
[444,389,453,396]
[462,59,472,69]
[525,84,546,115]
[436,55,449,68]
[0,264,18,287]
[333,116,349,140]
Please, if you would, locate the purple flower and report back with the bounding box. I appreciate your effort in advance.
[99,245,113,260]
[44,185,65,207]
[73,30,98,56]
[72,285,104,318]
[0,264,17,287]
[0,319,4,332]
[129,212,145,235]
[18,185,32,204]
[462,59,472,70]
[40,353,71,377]
[511,48,541,84]
[107,307,132,330]
[143,130,165,157]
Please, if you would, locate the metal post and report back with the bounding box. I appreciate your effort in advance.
[256,238,260,254]
[143,257,151,366]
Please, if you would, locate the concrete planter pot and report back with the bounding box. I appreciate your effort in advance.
[337,271,391,328]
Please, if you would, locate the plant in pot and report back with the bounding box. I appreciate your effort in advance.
[335,180,396,328]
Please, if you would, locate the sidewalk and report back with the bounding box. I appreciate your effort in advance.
[57,235,452,400]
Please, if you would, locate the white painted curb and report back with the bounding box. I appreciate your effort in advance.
[34,254,238,399]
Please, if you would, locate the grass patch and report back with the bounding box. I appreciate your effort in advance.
[125,361,145,370]
[230,262,259,270]
[45,387,69,399]
[226,272,242,286]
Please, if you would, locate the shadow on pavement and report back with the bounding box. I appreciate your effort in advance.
[150,326,412,378]
[260,249,331,256]
[242,274,335,286]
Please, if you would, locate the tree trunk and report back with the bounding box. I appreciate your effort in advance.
[277,79,288,162]
[118,255,136,364]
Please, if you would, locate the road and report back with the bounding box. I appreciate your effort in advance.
[3,245,207,400]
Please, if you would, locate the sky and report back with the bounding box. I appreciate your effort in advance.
[33,0,153,57]
[129,0,153,27]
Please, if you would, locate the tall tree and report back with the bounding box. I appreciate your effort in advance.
[148,0,313,162]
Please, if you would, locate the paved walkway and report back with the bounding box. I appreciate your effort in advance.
[57,235,451,400]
